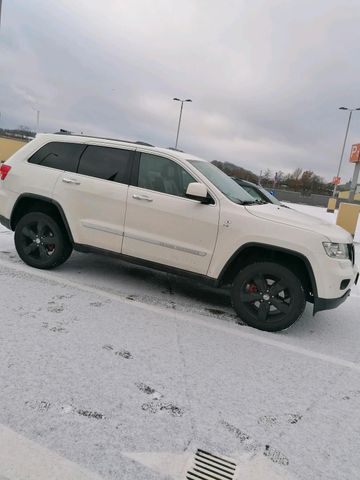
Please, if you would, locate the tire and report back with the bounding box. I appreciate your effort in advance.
[231,261,306,332]
[14,212,73,269]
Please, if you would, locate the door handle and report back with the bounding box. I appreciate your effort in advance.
[132,194,153,202]
[62,177,81,185]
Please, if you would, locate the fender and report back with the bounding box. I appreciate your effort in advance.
[217,241,318,299]
[10,193,74,243]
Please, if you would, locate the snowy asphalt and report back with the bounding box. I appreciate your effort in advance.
[0,205,359,480]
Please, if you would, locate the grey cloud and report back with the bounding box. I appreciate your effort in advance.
[1,0,360,181]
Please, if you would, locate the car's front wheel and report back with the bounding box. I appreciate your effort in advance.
[231,262,306,332]
[14,212,73,269]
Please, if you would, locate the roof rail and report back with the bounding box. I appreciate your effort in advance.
[55,129,72,134]
[53,130,155,147]
[167,147,184,153]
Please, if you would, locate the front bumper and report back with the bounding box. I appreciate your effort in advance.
[0,214,11,230]
[314,289,351,314]
[313,271,359,314]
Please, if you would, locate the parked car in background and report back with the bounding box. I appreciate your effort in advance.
[232,177,283,205]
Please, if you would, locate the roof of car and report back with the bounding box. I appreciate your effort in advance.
[35,132,205,162]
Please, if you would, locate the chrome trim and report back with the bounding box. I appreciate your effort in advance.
[125,233,207,257]
[132,194,153,202]
[62,177,81,185]
[81,221,124,236]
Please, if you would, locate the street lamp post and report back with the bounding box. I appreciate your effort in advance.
[333,106,360,196]
[32,108,40,133]
[36,109,40,133]
[173,97,192,149]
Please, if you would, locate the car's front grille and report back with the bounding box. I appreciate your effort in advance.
[348,244,355,265]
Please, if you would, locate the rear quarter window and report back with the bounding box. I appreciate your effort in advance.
[28,142,85,173]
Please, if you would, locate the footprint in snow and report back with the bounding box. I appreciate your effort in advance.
[25,400,51,412]
[258,413,302,426]
[220,420,259,452]
[221,420,289,465]
[115,350,132,359]
[136,382,163,399]
[264,445,289,466]
[42,322,67,333]
[47,303,64,313]
[141,401,184,417]
[102,344,133,359]
[77,409,105,420]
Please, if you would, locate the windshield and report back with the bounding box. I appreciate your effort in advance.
[242,183,282,205]
[257,185,281,205]
[188,160,257,204]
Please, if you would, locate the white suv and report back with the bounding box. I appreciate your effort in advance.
[0,133,358,331]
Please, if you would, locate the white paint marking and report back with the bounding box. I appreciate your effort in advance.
[1,257,360,373]
[0,424,103,480]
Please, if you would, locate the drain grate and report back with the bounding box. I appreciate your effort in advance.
[186,449,236,480]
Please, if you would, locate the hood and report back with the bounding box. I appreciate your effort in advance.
[245,203,353,243]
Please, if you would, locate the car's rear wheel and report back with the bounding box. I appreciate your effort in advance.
[231,262,306,332]
[14,212,73,269]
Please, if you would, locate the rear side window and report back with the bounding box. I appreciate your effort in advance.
[28,142,85,173]
[78,146,132,183]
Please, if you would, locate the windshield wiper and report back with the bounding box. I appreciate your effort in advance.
[239,199,267,205]
[235,200,257,205]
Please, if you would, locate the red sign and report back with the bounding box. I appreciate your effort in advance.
[332,176,341,185]
[350,144,360,163]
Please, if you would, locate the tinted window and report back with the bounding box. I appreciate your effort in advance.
[78,146,132,183]
[138,153,195,197]
[28,142,85,172]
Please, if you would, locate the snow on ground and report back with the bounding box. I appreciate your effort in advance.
[0,204,359,480]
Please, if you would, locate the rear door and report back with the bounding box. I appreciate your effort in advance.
[25,141,83,199]
[53,143,134,253]
[122,152,220,274]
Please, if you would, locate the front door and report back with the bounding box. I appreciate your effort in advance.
[122,152,219,275]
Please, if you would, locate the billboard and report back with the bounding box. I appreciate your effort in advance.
[350,144,360,163]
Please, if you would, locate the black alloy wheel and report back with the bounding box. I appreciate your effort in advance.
[231,262,306,332]
[14,212,73,269]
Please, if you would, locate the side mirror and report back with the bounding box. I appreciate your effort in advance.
[186,182,210,203]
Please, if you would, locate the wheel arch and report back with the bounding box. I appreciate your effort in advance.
[217,242,317,302]
[10,193,74,243]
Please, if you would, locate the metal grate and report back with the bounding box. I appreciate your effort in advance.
[186,449,236,480]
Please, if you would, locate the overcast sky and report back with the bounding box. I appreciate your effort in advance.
[1,0,360,181]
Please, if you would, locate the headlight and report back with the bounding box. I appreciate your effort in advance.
[323,242,349,259]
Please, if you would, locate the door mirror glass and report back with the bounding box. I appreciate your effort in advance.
[186,182,209,202]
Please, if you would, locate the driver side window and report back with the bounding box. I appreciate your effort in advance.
[138,153,195,197]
